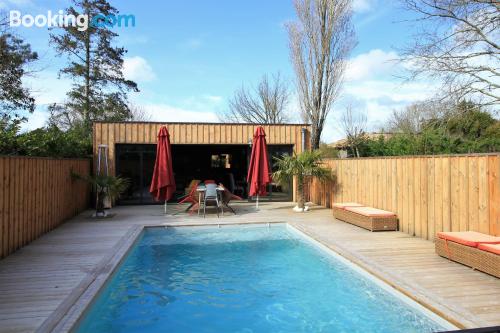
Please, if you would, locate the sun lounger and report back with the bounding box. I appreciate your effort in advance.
[435,231,500,278]
[333,203,398,231]
[332,202,364,221]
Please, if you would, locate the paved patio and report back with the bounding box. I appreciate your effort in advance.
[0,202,499,332]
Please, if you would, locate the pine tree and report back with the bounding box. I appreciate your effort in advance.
[48,0,138,135]
[0,16,38,119]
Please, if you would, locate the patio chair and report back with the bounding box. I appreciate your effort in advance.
[178,180,200,211]
[178,180,200,200]
[218,183,243,214]
[202,183,222,218]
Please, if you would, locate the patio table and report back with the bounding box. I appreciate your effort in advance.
[196,185,240,215]
[196,186,224,216]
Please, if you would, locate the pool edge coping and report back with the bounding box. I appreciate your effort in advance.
[42,221,471,332]
[286,224,459,331]
[289,222,479,329]
[37,224,144,333]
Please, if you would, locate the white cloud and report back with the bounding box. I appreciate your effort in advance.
[18,70,71,131]
[123,56,156,82]
[346,49,398,81]
[318,80,437,142]
[352,0,375,12]
[21,108,49,132]
[203,95,223,103]
[345,80,435,102]
[25,71,71,106]
[317,49,440,143]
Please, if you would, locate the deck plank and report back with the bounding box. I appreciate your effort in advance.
[0,203,498,332]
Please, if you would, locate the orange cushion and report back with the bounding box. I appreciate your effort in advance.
[477,243,500,255]
[437,231,500,248]
[345,206,396,217]
[333,202,364,209]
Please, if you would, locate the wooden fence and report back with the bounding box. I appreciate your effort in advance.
[0,157,90,258]
[307,154,500,240]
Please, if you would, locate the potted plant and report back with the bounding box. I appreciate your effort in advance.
[273,150,332,212]
[74,173,130,217]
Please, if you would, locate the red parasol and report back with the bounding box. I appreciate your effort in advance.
[150,126,176,213]
[247,126,271,208]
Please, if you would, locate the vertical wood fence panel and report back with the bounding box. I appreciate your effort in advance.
[0,157,90,258]
[308,154,500,240]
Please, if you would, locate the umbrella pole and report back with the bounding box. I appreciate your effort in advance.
[164,200,167,214]
[256,195,259,209]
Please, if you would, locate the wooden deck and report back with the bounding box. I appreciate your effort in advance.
[0,202,499,332]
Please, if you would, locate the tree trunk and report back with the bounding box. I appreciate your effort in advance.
[297,175,305,209]
[84,20,91,132]
[96,190,106,216]
[311,126,321,150]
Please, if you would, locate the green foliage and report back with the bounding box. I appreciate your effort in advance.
[73,173,129,215]
[0,122,91,158]
[273,150,332,209]
[359,102,499,157]
[273,150,331,183]
[318,143,339,158]
[16,126,91,158]
[0,116,23,155]
[76,174,130,201]
[48,0,138,136]
[0,21,38,117]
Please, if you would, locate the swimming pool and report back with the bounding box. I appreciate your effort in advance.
[73,224,454,332]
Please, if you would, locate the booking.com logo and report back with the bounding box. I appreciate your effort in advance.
[9,10,135,31]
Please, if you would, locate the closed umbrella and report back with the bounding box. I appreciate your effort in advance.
[150,126,176,213]
[247,126,271,209]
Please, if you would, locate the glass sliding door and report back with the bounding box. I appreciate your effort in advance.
[116,144,158,205]
[249,144,294,202]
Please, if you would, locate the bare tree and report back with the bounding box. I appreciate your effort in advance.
[129,103,152,121]
[221,73,290,124]
[287,0,356,149]
[340,105,366,157]
[400,0,499,107]
[387,99,451,134]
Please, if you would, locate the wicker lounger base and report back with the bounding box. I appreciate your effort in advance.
[435,238,500,278]
[332,207,398,232]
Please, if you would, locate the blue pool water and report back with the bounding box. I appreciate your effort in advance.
[74,225,450,333]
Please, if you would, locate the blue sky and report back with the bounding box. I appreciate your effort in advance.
[1,0,437,141]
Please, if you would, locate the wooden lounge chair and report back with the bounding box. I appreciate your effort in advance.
[435,231,500,278]
[333,203,398,231]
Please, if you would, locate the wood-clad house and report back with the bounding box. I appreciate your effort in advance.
[93,121,311,204]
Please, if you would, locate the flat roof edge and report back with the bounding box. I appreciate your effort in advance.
[93,121,311,126]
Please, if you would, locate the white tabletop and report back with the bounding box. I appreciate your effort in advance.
[196,186,224,191]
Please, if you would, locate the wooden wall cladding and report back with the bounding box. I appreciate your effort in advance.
[93,122,311,176]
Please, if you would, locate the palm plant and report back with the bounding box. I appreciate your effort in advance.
[74,173,129,217]
[273,150,332,212]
